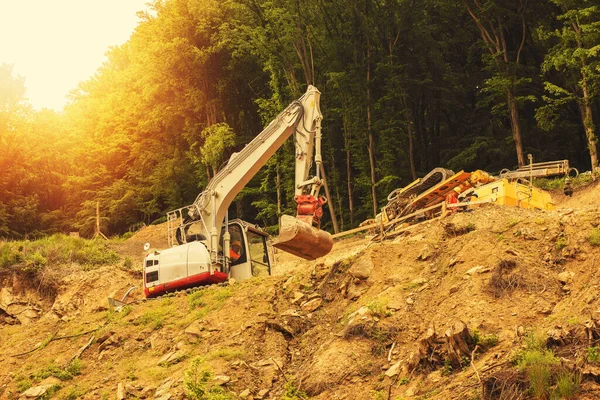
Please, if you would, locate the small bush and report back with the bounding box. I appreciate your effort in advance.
[515,333,559,399]
[184,358,234,400]
[122,257,133,270]
[554,370,580,399]
[589,228,600,246]
[281,381,308,400]
[587,346,600,363]
[556,236,568,251]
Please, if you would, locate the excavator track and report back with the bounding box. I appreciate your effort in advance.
[112,282,230,309]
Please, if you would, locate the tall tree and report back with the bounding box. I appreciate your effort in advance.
[537,0,600,169]
[463,0,531,167]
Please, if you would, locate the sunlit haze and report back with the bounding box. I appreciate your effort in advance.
[0,1,149,111]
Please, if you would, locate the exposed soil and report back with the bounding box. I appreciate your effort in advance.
[2,181,600,399]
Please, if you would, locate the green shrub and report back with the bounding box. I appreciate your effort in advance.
[587,347,600,363]
[515,333,558,399]
[281,381,308,400]
[589,228,600,247]
[555,237,568,251]
[122,257,133,270]
[533,178,565,191]
[554,370,580,399]
[184,358,234,400]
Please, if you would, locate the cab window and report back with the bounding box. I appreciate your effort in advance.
[220,223,247,266]
[247,230,271,277]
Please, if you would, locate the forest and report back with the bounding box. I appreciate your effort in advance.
[1,0,599,239]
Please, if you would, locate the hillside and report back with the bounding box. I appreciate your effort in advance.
[2,182,600,399]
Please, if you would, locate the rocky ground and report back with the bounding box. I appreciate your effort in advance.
[2,181,600,399]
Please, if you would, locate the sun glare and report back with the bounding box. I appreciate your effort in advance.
[0,0,149,111]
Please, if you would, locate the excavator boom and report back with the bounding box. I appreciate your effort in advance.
[170,85,333,262]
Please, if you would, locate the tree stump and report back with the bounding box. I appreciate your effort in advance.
[444,320,474,366]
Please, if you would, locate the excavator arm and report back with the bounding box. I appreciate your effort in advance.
[169,85,333,261]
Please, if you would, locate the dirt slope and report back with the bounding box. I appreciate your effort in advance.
[2,182,600,399]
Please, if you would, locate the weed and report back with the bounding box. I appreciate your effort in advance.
[441,359,453,376]
[367,300,391,318]
[184,357,234,400]
[188,290,207,310]
[122,257,133,269]
[61,385,86,400]
[587,347,600,363]
[206,348,245,361]
[370,390,386,400]
[534,177,565,191]
[0,234,120,271]
[588,228,600,246]
[33,360,83,382]
[555,236,568,251]
[554,370,580,399]
[515,333,559,399]
[135,308,167,330]
[281,380,308,400]
[15,376,32,392]
[399,377,410,385]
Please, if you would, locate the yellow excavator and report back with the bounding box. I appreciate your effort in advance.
[143,86,333,297]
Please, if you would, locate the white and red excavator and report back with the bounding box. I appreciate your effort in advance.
[143,86,334,298]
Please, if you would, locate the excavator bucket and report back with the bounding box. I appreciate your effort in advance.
[274,215,334,260]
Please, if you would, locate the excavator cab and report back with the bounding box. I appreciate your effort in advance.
[221,219,272,281]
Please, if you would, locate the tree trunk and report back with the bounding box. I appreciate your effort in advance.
[402,92,417,180]
[506,88,525,167]
[367,38,378,217]
[582,81,598,169]
[276,161,282,217]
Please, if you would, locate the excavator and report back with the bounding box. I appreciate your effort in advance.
[143,86,334,298]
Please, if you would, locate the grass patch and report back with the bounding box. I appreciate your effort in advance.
[33,359,83,382]
[534,173,593,191]
[0,234,120,272]
[206,348,245,361]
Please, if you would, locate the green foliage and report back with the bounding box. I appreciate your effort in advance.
[587,346,600,363]
[15,376,32,392]
[515,333,559,399]
[589,228,600,246]
[184,358,234,400]
[34,359,83,382]
[2,0,600,240]
[556,236,568,251]
[472,330,499,349]
[554,370,580,399]
[135,307,167,330]
[281,381,308,400]
[0,235,120,272]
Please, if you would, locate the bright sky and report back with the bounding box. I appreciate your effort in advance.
[0,0,150,111]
